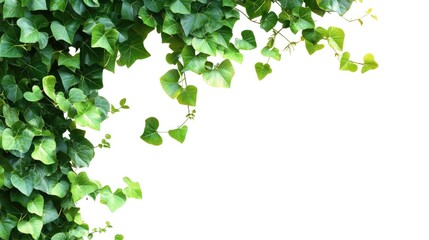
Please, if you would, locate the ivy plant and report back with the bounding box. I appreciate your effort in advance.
[0,0,377,239]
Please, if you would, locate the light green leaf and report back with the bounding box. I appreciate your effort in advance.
[56,92,72,112]
[68,88,87,103]
[141,117,163,146]
[24,86,44,102]
[115,234,124,240]
[2,123,35,153]
[291,7,315,33]
[222,0,235,7]
[52,233,68,240]
[261,47,281,61]
[42,200,59,224]
[170,0,192,14]
[17,217,43,239]
[123,177,142,199]
[162,11,181,35]
[138,7,157,27]
[3,104,19,127]
[182,46,207,74]
[3,0,26,18]
[42,75,57,101]
[58,52,80,71]
[11,173,34,196]
[317,0,352,15]
[202,60,235,88]
[361,53,378,73]
[67,136,94,168]
[221,43,243,64]
[339,51,358,72]
[260,11,278,32]
[168,125,188,143]
[235,30,257,50]
[160,69,182,99]
[100,186,126,212]
[50,0,67,11]
[305,40,324,55]
[68,171,99,202]
[74,101,104,130]
[0,216,17,240]
[255,62,272,80]
[2,75,23,103]
[31,137,57,165]
[245,0,271,19]
[27,194,44,216]
[327,26,345,51]
[91,24,119,54]
[48,180,70,198]
[16,16,49,49]
[143,0,165,12]
[192,38,217,56]
[177,85,197,106]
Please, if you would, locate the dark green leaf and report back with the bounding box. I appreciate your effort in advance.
[51,21,80,44]
[0,26,25,58]
[143,0,165,12]
[3,0,26,18]
[0,216,17,240]
[235,30,257,50]
[290,7,315,33]
[260,12,278,32]
[182,46,207,74]
[170,0,192,14]
[117,26,151,67]
[245,0,271,19]
[50,0,67,11]
[2,75,23,103]
[67,136,95,168]
[279,0,303,10]
[317,0,352,15]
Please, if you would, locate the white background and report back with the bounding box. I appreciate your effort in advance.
[81,1,429,239]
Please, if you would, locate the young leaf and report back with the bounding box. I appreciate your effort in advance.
[140,117,163,146]
[261,47,281,61]
[168,125,188,143]
[255,62,272,80]
[17,217,43,239]
[73,101,104,130]
[99,186,126,212]
[42,75,57,101]
[327,26,345,51]
[339,52,358,72]
[123,177,142,199]
[24,86,44,102]
[361,53,378,73]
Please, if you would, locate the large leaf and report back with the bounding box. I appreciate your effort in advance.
[91,24,119,54]
[2,75,23,103]
[182,46,207,74]
[235,30,257,50]
[202,60,235,88]
[51,21,80,44]
[317,0,352,15]
[180,12,209,36]
[11,172,34,196]
[2,123,35,153]
[27,194,44,216]
[67,171,99,202]
[3,0,26,18]
[140,117,163,146]
[0,216,17,240]
[99,186,126,212]
[42,75,57,101]
[31,137,57,165]
[24,0,47,10]
[160,69,182,99]
[16,16,49,49]
[42,200,60,224]
[168,125,188,143]
[0,26,25,58]
[327,26,345,51]
[123,177,142,199]
[170,0,192,14]
[117,26,151,67]
[177,85,197,106]
[17,217,43,239]
[143,0,165,12]
[245,0,271,19]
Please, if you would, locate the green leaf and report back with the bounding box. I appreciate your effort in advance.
[117,27,151,67]
[202,60,235,88]
[67,136,94,168]
[25,0,47,10]
[0,166,4,188]
[115,234,124,240]
[83,0,99,7]
[291,7,315,33]
[143,0,165,12]
[3,104,19,127]
[16,16,49,49]
[245,0,271,19]
[51,21,80,45]
[235,30,257,50]
[170,0,192,14]
[74,101,104,130]
[141,117,163,146]
[42,200,60,224]
[91,24,119,54]
[11,172,34,196]
[168,125,188,143]
[221,43,243,64]
[160,69,182,99]
[255,62,272,80]
[180,12,209,36]
[2,75,23,103]
[361,53,378,73]
[68,171,99,202]
[48,180,70,198]
[17,217,43,239]
[0,216,17,240]
[58,52,81,71]
[138,7,157,27]
[279,0,303,10]
[162,11,181,35]
[50,0,67,11]
[69,88,87,103]
[121,0,143,20]
[339,51,358,72]
[0,26,25,58]
[24,86,44,102]
[305,40,324,55]
[42,75,57,101]
[327,26,345,51]
[177,85,197,106]
[302,28,324,44]
[31,137,57,165]
[261,47,281,61]
[192,38,217,56]
[222,0,235,7]
[3,0,26,18]
[317,0,352,15]
[52,233,68,240]
[27,194,44,216]
[100,186,126,212]
[123,177,142,199]
[260,12,278,32]
[2,123,35,153]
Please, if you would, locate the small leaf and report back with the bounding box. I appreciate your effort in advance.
[100,186,126,212]
[168,125,188,143]
[160,69,182,99]
[115,234,124,240]
[177,85,197,106]
[305,40,324,55]
[24,85,44,102]
[339,51,358,72]
[141,117,163,146]
[17,217,43,239]
[31,137,57,165]
[361,53,378,73]
[235,30,257,50]
[261,47,281,61]
[255,62,272,80]
[123,177,142,199]
[42,75,57,101]
[27,194,44,216]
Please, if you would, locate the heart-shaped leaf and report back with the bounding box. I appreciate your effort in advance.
[160,69,182,99]
[99,186,126,212]
[123,177,142,199]
[168,125,188,143]
[327,26,345,51]
[255,62,272,80]
[235,30,257,50]
[42,75,57,101]
[24,86,44,102]
[140,117,163,146]
[67,171,99,202]
[202,60,235,88]
[361,53,378,73]
[177,85,197,106]
[11,173,34,196]
[27,194,44,216]
[17,217,43,239]
[340,52,358,72]
[31,137,57,165]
